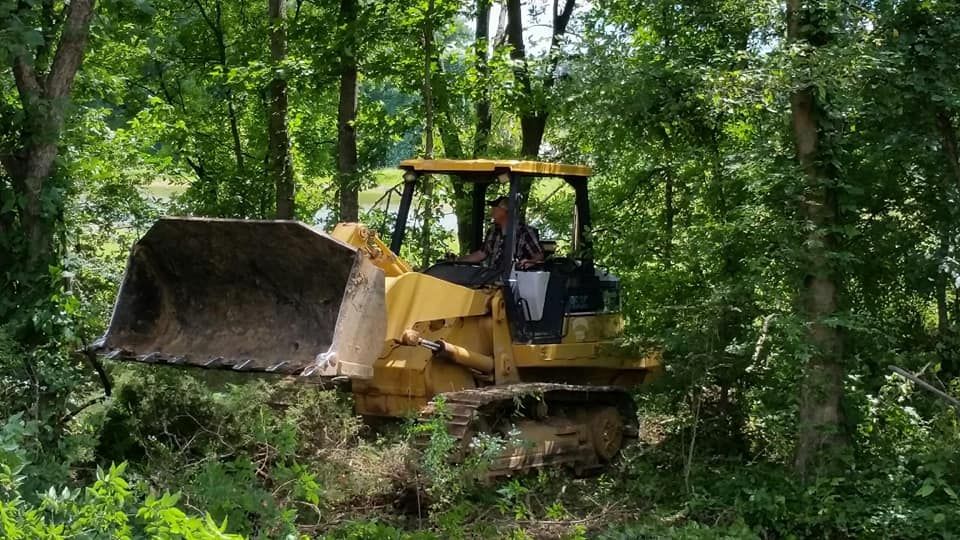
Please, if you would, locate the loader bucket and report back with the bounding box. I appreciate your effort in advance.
[93,217,386,379]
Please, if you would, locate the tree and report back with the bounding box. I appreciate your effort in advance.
[891,1,960,338]
[505,0,577,220]
[472,0,493,158]
[268,0,295,219]
[505,0,575,159]
[1,0,96,268]
[191,0,248,209]
[336,0,360,222]
[418,0,437,264]
[786,0,847,475]
[434,0,501,252]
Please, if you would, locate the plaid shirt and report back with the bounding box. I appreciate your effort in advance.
[481,223,543,268]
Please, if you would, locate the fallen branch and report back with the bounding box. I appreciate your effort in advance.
[59,394,108,424]
[889,365,960,418]
[752,314,777,368]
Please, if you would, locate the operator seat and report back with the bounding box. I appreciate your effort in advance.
[539,239,557,258]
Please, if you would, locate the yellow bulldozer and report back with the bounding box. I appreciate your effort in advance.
[93,159,661,475]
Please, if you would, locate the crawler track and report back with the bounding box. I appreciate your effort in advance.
[418,383,638,476]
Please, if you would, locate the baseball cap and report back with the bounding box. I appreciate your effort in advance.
[487,195,509,209]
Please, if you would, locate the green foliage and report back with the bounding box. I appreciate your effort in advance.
[595,370,960,538]
[599,521,758,540]
[319,520,438,540]
[89,368,364,537]
[408,397,481,511]
[495,478,531,520]
[4,0,960,537]
[0,414,243,539]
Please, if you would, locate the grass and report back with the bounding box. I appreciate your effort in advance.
[143,179,186,199]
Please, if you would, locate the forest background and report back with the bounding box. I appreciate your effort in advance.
[2,0,960,537]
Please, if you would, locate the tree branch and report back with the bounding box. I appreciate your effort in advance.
[13,54,42,104]
[544,0,575,93]
[889,365,960,418]
[35,0,60,72]
[44,0,95,100]
[192,0,223,47]
[505,0,533,97]
[11,1,42,104]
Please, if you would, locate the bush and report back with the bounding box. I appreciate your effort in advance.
[89,368,367,537]
[0,414,247,539]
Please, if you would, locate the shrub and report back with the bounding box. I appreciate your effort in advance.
[0,414,247,539]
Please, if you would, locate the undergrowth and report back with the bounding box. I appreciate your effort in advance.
[2,346,959,538]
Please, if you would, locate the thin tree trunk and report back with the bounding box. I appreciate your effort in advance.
[954,287,960,323]
[473,0,492,158]
[787,0,846,477]
[433,75,472,251]
[936,232,950,335]
[663,170,674,268]
[268,0,295,219]
[227,100,244,174]
[201,0,244,173]
[418,0,436,265]
[193,0,241,209]
[493,0,509,47]
[337,0,360,222]
[935,110,960,187]
[935,109,960,332]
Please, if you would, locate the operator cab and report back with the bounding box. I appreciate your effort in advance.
[389,159,620,345]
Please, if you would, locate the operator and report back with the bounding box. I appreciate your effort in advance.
[459,195,544,270]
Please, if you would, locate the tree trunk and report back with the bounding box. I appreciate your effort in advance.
[506,0,574,220]
[787,0,846,477]
[520,115,546,159]
[430,0,496,254]
[663,169,674,268]
[473,0,493,158]
[936,232,950,335]
[227,99,244,175]
[433,75,472,251]
[507,0,574,161]
[955,286,960,323]
[268,0,295,219]
[935,109,960,333]
[3,0,96,265]
[506,0,537,220]
[194,0,241,205]
[935,109,960,188]
[505,0,539,160]
[337,0,360,222]
[418,0,436,265]
[0,0,95,431]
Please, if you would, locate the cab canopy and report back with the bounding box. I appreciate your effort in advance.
[390,159,594,269]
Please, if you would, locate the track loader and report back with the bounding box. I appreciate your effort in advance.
[93,159,661,475]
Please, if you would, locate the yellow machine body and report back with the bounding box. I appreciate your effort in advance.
[321,222,660,418]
